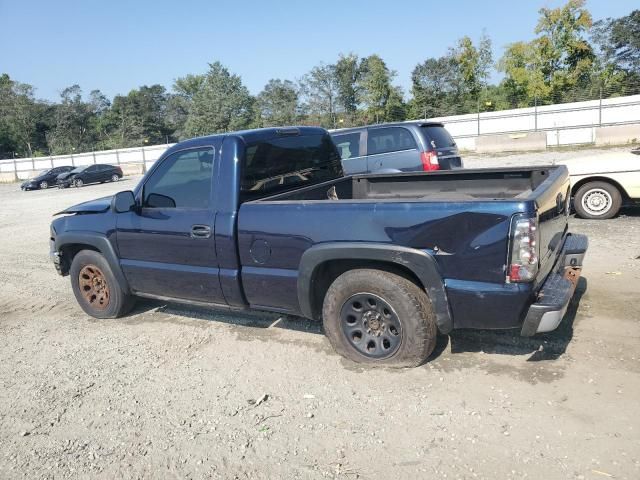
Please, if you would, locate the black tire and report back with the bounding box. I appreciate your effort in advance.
[322,269,437,367]
[574,181,622,219]
[74,178,84,188]
[111,174,119,182]
[70,250,135,319]
[39,180,48,189]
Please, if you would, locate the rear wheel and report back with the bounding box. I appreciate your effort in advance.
[574,181,622,219]
[70,250,135,319]
[322,269,437,367]
[111,174,119,182]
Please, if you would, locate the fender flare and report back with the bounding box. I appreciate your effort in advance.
[297,242,453,334]
[54,231,130,294]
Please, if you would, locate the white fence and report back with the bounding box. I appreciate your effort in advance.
[2,94,640,181]
[427,94,640,150]
[0,144,175,181]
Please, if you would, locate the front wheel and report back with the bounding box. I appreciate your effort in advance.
[74,178,84,188]
[39,181,48,189]
[70,250,135,319]
[574,181,622,219]
[322,269,437,367]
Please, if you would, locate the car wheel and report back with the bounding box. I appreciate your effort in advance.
[70,250,136,319]
[111,174,119,182]
[39,181,48,189]
[74,178,84,188]
[322,269,437,367]
[574,181,622,220]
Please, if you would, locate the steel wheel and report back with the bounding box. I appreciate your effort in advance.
[581,187,613,216]
[340,293,402,359]
[39,181,48,189]
[78,265,110,311]
[111,174,119,182]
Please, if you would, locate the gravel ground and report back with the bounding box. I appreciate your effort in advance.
[0,162,639,479]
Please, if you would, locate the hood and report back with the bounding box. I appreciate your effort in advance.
[54,196,112,215]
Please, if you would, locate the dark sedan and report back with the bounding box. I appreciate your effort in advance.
[57,164,123,188]
[21,166,74,190]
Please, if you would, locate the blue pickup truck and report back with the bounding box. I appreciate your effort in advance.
[50,127,587,367]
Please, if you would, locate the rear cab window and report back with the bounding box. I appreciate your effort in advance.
[240,133,342,201]
[367,127,417,155]
[420,125,456,150]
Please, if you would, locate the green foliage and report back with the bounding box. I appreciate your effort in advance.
[334,53,362,115]
[499,0,596,106]
[592,10,640,72]
[183,62,254,137]
[256,79,300,127]
[300,63,339,128]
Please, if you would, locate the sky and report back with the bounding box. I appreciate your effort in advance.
[0,0,637,102]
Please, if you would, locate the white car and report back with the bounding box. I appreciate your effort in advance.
[559,149,640,219]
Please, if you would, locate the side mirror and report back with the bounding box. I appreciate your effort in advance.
[112,190,136,213]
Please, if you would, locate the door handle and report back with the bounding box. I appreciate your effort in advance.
[190,224,211,239]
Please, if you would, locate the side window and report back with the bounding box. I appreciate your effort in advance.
[86,165,98,172]
[332,132,361,159]
[143,148,214,209]
[367,127,417,155]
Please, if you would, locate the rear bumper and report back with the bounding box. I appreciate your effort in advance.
[520,233,588,336]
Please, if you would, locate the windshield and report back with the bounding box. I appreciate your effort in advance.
[420,125,456,149]
[32,169,49,178]
[70,166,86,174]
[240,133,342,202]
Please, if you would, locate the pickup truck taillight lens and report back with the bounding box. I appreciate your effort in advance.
[507,214,539,283]
[420,151,440,172]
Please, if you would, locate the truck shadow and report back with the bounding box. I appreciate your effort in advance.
[127,277,587,363]
[430,276,587,363]
[127,300,325,336]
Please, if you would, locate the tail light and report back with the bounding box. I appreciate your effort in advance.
[420,151,440,172]
[507,214,539,283]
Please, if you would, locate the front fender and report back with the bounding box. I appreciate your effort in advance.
[297,242,453,333]
[54,231,130,294]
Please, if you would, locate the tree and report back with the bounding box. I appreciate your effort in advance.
[183,62,254,136]
[46,85,99,154]
[100,85,171,148]
[592,10,640,72]
[0,74,41,157]
[499,0,595,105]
[256,79,300,126]
[410,53,464,118]
[300,63,339,128]
[454,34,493,98]
[358,54,396,123]
[334,53,362,117]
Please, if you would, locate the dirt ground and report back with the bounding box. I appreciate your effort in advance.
[1,162,639,479]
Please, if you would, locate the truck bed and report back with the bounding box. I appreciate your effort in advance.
[259,167,555,202]
[238,165,571,328]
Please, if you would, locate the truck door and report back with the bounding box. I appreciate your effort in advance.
[115,146,225,304]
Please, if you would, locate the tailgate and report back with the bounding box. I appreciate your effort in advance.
[533,166,572,287]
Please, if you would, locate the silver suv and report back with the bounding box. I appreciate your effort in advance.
[330,121,463,175]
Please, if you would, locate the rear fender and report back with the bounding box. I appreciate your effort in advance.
[298,242,453,333]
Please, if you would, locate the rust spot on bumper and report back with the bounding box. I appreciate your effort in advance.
[563,266,582,288]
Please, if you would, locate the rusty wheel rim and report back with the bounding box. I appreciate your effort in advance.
[78,265,110,310]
